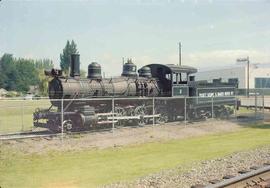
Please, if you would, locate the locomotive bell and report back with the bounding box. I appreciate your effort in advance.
[138,66,152,78]
[87,62,102,79]
[121,59,137,77]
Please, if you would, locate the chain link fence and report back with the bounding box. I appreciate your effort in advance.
[235,88,270,122]
[0,97,236,134]
[0,94,268,138]
[0,98,51,134]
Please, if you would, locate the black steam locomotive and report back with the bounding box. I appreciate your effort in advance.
[33,54,238,132]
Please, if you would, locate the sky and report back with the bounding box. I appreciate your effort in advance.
[0,0,270,76]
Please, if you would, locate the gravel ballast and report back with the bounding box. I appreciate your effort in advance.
[105,146,270,188]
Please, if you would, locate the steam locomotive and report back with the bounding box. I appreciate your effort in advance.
[33,54,238,132]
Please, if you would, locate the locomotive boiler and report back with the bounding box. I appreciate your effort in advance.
[34,54,238,132]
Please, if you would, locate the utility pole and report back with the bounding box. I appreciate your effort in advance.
[237,56,250,97]
[247,56,250,98]
[179,42,182,66]
[122,57,125,65]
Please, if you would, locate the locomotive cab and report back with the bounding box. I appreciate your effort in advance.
[145,64,197,97]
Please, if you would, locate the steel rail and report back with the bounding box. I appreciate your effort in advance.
[0,133,61,140]
[0,130,36,136]
[206,165,270,188]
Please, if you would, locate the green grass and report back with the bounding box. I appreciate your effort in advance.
[237,107,254,114]
[0,100,51,133]
[1,124,270,188]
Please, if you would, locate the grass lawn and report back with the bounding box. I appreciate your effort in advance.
[1,124,270,187]
[237,107,256,114]
[0,100,51,133]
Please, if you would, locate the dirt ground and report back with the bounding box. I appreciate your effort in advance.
[1,119,244,154]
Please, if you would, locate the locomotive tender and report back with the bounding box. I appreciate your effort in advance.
[34,54,238,131]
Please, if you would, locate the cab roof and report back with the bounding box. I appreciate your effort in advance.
[145,64,197,74]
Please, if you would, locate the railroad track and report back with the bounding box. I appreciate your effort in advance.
[0,123,158,140]
[0,130,59,140]
[0,128,116,140]
[192,164,270,188]
[0,115,260,141]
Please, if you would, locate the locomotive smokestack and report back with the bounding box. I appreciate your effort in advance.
[70,54,80,77]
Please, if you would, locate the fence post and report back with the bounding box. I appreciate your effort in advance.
[21,100,24,131]
[152,97,155,126]
[184,97,187,124]
[61,98,64,141]
[262,90,265,119]
[211,96,214,119]
[255,90,257,119]
[112,97,114,131]
[234,96,237,117]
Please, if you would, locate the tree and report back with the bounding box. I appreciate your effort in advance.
[80,69,86,78]
[0,53,54,95]
[35,59,54,69]
[38,69,50,96]
[0,54,39,93]
[0,54,9,88]
[15,58,39,92]
[33,58,54,96]
[0,54,18,90]
[60,40,78,74]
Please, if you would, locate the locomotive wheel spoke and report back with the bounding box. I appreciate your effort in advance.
[114,106,126,126]
[134,105,147,126]
[114,107,126,116]
[157,114,169,124]
[138,117,145,126]
[155,106,169,124]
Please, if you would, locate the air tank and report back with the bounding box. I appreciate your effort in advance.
[87,62,102,79]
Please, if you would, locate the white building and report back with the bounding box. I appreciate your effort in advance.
[0,88,8,98]
[195,65,270,89]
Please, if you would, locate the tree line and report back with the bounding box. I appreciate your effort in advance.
[0,40,79,96]
[0,54,53,95]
